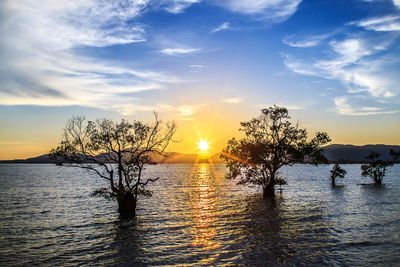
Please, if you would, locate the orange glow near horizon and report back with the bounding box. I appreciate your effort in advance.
[1,104,400,160]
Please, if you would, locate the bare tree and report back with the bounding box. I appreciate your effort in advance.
[50,113,176,219]
[361,152,393,185]
[221,106,330,198]
[330,163,346,186]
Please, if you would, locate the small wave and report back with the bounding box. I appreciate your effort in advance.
[342,240,384,247]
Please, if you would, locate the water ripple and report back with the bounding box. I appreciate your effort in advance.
[0,163,399,265]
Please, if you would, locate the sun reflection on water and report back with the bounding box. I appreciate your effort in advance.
[190,164,221,254]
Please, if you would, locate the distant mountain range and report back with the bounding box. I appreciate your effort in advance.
[322,144,400,163]
[1,144,399,164]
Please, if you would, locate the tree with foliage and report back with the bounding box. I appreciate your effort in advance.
[330,163,346,186]
[50,113,176,219]
[361,152,393,185]
[220,105,331,198]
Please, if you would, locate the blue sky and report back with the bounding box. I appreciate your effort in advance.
[1,0,400,158]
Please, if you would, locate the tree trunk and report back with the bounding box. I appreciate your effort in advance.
[117,191,136,219]
[331,178,335,186]
[263,182,275,198]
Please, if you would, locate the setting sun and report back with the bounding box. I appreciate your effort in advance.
[197,139,209,153]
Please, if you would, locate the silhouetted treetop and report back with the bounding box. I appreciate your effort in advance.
[50,113,176,219]
[330,163,346,186]
[361,151,393,185]
[221,105,331,198]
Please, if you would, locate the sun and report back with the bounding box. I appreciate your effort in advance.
[197,138,209,153]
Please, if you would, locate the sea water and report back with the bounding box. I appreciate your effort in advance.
[0,163,399,265]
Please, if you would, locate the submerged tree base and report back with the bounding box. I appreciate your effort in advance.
[263,184,275,198]
[117,192,137,219]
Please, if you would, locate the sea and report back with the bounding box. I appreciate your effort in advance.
[0,163,399,266]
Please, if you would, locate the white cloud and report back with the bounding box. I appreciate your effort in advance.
[160,47,200,56]
[316,38,394,98]
[188,64,206,72]
[3,0,148,49]
[223,97,243,104]
[334,96,398,115]
[283,38,321,48]
[177,105,195,116]
[211,22,231,33]
[283,55,318,75]
[189,64,205,68]
[285,37,397,98]
[0,0,184,115]
[321,38,373,66]
[218,0,302,22]
[162,0,201,13]
[284,31,400,116]
[175,104,206,120]
[283,33,332,47]
[159,0,302,22]
[158,0,301,22]
[349,15,400,32]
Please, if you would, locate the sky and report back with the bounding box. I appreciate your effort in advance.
[1,0,400,160]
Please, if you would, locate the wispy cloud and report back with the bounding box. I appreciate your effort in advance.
[160,47,200,56]
[176,104,206,120]
[284,36,397,98]
[223,97,243,104]
[177,105,195,117]
[157,103,205,120]
[188,64,206,73]
[161,0,201,13]
[218,0,302,22]
[160,0,302,22]
[283,55,318,76]
[0,0,185,115]
[211,22,231,33]
[189,64,205,68]
[283,32,332,47]
[284,25,400,116]
[334,96,398,116]
[349,15,400,31]
[3,1,148,49]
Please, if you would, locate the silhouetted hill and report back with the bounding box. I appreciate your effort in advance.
[0,152,225,164]
[1,144,399,164]
[323,144,400,163]
[0,154,58,164]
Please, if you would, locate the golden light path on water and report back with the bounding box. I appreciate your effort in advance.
[189,162,221,264]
